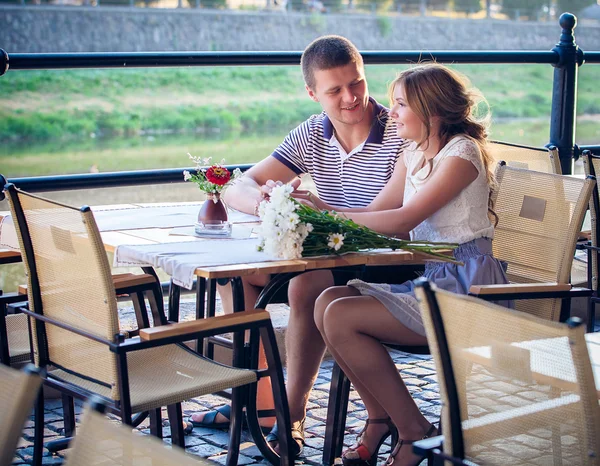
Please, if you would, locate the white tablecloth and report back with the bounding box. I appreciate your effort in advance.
[0,204,259,250]
[114,238,278,289]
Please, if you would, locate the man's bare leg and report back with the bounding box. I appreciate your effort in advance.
[284,270,334,422]
[190,274,276,429]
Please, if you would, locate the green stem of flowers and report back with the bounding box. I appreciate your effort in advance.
[293,200,462,265]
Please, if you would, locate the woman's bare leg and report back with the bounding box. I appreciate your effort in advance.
[315,288,433,464]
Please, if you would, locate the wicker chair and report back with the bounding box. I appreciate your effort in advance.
[581,150,600,331]
[469,163,595,322]
[4,184,294,466]
[414,279,600,465]
[65,398,215,466]
[0,363,42,466]
[488,141,561,174]
[323,163,595,464]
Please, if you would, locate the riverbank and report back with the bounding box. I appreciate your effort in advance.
[1,64,599,147]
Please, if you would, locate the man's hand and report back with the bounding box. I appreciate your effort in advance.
[260,178,302,200]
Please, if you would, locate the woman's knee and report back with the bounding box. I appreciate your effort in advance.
[320,297,357,344]
[314,286,355,331]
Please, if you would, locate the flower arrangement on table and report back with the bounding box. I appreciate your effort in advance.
[257,184,461,262]
[183,154,243,199]
[183,154,243,235]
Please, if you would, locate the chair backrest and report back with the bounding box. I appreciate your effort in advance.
[416,280,600,465]
[488,141,561,174]
[65,404,212,466]
[583,151,600,291]
[492,164,594,321]
[0,364,42,466]
[5,185,121,401]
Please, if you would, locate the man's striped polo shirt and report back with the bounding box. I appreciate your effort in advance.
[271,98,408,209]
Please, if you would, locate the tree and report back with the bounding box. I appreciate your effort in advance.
[501,0,546,19]
[556,0,596,16]
[454,0,482,15]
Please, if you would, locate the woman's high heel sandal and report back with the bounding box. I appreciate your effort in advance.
[342,417,399,466]
[384,423,437,466]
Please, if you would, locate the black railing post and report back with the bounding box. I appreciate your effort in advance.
[0,49,8,77]
[548,12,584,175]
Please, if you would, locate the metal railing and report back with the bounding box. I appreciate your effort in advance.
[1,12,600,199]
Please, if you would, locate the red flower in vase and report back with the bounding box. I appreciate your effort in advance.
[206,166,231,186]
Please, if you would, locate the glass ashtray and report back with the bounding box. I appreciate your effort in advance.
[194,221,232,237]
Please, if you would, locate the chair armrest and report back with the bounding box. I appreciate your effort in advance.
[583,243,600,252]
[470,283,571,295]
[469,283,591,301]
[139,309,270,342]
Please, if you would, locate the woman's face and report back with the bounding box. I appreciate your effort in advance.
[388,83,426,143]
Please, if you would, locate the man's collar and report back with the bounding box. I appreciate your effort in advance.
[322,97,387,145]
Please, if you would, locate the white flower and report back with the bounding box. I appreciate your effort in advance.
[183,170,192,181]
[327,233,345,251]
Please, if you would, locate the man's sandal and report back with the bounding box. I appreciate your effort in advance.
[189,404,231,429]
[384,423,437,466]
[341,417,398,466]
[265,417,306,457]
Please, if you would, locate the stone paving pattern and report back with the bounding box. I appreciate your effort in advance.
[11,299,599,465]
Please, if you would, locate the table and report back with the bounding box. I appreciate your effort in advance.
[465,331,600,397]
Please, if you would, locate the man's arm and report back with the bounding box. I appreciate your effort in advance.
[224,156,299,214]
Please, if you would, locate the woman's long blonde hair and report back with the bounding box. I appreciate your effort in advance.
[389,62,497,223]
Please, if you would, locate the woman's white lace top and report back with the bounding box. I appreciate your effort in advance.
[403,135,494,244]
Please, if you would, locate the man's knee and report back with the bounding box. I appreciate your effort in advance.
[288,271,334,311]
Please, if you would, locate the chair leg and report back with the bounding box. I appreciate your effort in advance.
[149,407,163,439]
[0,304,9,366]
[147,285,167,327]
[32,388,44,466]
[226,386,244,466]
[166,403,185,449]
[323,361,351,466]
[168,280,181,323]
[61,393,76,438]
[588,298,597,332]
[259,323,293,466]
[131,292,151,330]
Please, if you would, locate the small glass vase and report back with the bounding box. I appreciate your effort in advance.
[195,192,232,236]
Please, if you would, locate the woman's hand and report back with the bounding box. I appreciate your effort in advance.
[291,189,328,210]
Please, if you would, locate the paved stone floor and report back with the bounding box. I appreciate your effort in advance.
[13,348,438,466]
[11,298,599,465]
[11,298,441,466]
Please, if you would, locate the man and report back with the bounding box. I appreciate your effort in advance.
[190,35,407,456]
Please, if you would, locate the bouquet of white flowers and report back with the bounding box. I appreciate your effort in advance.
[257,184,461,262]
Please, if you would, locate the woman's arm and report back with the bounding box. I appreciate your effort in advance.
[345,156,479,237]
[293,155,408,213]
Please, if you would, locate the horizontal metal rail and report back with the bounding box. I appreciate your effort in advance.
[1,164,254,194]
[1,50,567,73]
[580,145,600,154]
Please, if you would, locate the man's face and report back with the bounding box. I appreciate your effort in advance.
[306,62,370,128]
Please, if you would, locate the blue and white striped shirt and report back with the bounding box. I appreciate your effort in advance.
[272,98,408,209]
